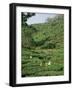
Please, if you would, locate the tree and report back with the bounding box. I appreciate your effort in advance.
[21,12,35,26]
[21,12,36,48]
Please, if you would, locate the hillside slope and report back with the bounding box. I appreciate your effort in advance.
[21,15,64,77]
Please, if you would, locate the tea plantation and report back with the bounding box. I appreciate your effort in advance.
[21,15,64,77]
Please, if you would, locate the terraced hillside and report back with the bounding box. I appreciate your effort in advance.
[21,14,64,77]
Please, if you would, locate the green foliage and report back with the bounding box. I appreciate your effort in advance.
[21,14,64,77]
[31,15,64,49]
[21,48,64,76]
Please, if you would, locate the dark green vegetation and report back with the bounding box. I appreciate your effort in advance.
[21,13,64,77]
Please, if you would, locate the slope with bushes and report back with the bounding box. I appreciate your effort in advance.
[21,15,64,77]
